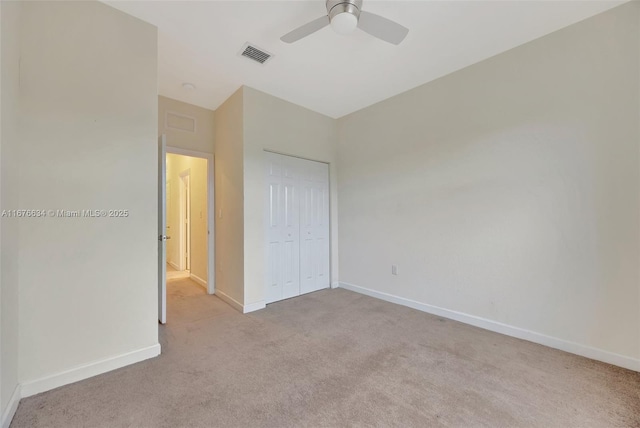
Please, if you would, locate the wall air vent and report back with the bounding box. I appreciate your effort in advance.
[239,43,273,65]
[165,111,196,133]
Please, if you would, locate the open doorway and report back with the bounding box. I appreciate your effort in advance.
[159,144,215,324]
[168,168,192,279]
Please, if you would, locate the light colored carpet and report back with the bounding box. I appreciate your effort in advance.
[11,286,640,427]
[166,263,191,280]
[167,277,207,298]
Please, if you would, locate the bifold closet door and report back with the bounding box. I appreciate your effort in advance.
[265,152,330,304]
[299,159,330,295]
[265,152,301,304]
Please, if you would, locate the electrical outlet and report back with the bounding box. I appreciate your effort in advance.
[392,265,398,275]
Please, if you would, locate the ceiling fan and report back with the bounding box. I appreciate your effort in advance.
[281,0,409,45]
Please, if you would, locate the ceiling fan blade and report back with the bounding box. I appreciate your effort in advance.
[281,15,330,43]
[357,11,409,45]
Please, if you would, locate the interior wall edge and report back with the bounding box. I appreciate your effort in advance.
[243,300,266,314]
[214,289,244,313]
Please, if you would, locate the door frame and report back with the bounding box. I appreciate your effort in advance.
[158,135,167,324]
[178,169,191,272]
[166,146,215,295]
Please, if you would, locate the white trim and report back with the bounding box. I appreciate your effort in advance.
[158,135,167,324]
[190,273,207,290]
[20,344,161,398]
[168,261,180,271]
[214,289,266,314]
[331,281,340,289]
[166,146,211,160]
[166,146,215,295]
[1,384,21,428]
[206,155,215,295]
[215,289,243,313]
[263,149,330,166]
[338,282,640,372]
[243,301,266,314]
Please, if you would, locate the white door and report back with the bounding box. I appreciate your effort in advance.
[185,175,191,271]
[158,135,167,324]
[179,172,191,271]
[265,152,330,304]
[265,153,301,304]
[299,159,330,295]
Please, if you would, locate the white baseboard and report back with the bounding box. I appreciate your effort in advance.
[243,300,266,313]
[214,289,265,313]
[338,282,640,372]
[168,261,180,271]
[215,289,243,312]
[190,273,207,290]
[20,343,161,398]
[331,281,340,289]
[1,384,21,428]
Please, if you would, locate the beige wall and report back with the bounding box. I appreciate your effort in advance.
[338,2,639,364]
[243,87,339,306]
[0,0,22,419]
[158,96,214,154]
[166,153,208,284]
[18,1,159,383]
[214,87,245,305]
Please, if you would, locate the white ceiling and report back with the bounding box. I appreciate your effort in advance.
[105,0,624,118]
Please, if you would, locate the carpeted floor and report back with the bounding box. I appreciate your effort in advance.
[11,283,640,427]
[166,263,191,281]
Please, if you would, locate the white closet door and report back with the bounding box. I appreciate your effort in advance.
[265,152,300,304]
[280,157,301,299]
[265,152,330,304]
[299,158,330,295]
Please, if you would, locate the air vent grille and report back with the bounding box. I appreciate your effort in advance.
[239,43,273,65]
[166,111,196,133]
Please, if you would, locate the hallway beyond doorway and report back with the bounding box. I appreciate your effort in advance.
[166,263,190,281]
[167,276,206,299]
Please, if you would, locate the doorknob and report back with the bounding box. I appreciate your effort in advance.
[159,235,171,241]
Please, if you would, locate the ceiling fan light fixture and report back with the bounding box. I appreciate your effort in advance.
[331,11,358,34]
[328,1,361,35]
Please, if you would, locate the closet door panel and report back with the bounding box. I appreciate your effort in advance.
[265,153,301,304]
[299,159,330,295]
[281,156,300,299]
[265,157,283,304]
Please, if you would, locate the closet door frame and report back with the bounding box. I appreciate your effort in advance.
[264,150,332,304]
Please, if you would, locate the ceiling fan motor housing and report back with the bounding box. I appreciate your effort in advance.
[326,0,363,20]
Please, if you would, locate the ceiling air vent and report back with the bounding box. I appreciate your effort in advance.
[239,43,273,65]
